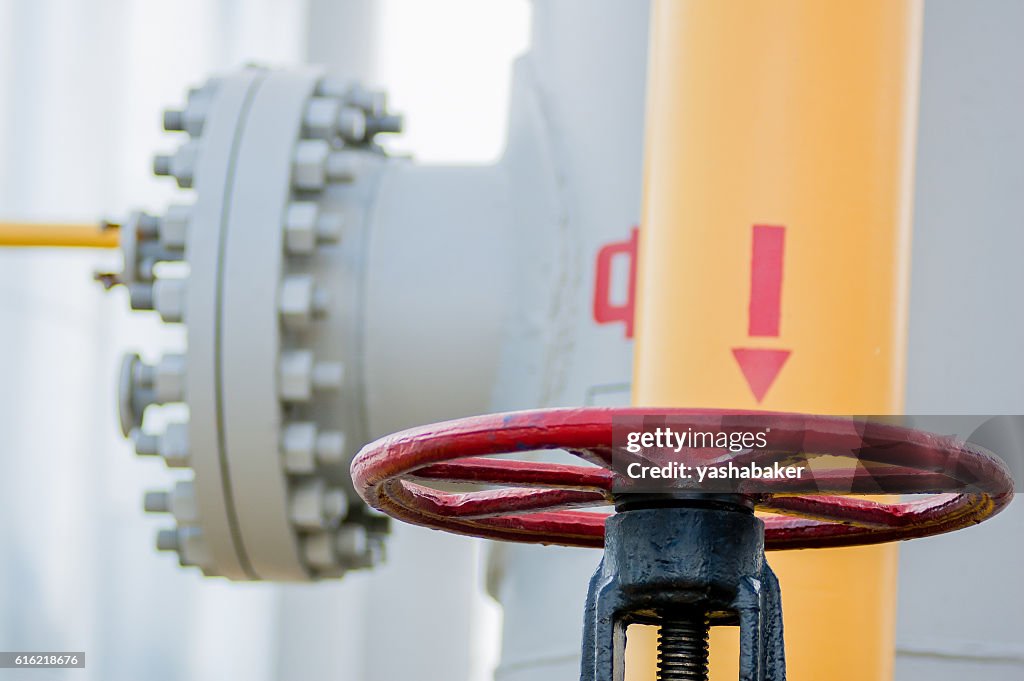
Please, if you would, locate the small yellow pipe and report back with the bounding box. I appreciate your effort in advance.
[632,1,922,680]
[0,222,120,249]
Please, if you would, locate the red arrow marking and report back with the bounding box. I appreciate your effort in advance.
[734,225,790,403]
[732,349,791,403]
[748,225,785,337]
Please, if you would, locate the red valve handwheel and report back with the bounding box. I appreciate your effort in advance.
[351,408,1014,550]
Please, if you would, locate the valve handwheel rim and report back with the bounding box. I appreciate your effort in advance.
[350,408,1014,550]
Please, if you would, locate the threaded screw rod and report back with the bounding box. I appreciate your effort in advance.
[656,613,710,681]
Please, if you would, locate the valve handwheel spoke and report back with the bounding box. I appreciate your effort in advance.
[383,480,609,519]
[351,408,1014,550]
[410,457,614,490]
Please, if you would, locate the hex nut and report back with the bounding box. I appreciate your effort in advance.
[322,488,348,527]
[302,532,336,570]
[316,431,346,466]
[315,77,349,98]
[304,97,342,139]
[293,140,329,191]
[325,151,360,183]
[316,211,343,244]
[167,140,200,188]
[335,524,369,562]
[160,423,190,468]
[177,527,210,568]
[282,422,318,474]
[337,106,367,143]
[153,278,186,323]
[182,87,214,136]
[312,361,344,391]
[345,84,386,116]
[285,202,342,254]
[285,202,320,254]
[171,480,199,523]
[279,351,342,402]
[279,350,315,402]
[154,354,186,403]
[290,479,327,530]
[160,204,192,250]
[279,274,326,331]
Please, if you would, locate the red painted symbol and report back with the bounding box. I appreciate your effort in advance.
[593,227,639,338]
[733,225,791,402]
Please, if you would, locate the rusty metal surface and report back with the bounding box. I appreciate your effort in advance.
[581,505,785,681]
[350,408,1013,550]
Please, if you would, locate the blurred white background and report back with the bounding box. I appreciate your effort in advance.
[0,1,528,679]
[3,1,1024,680]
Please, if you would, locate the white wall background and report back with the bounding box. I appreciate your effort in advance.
[2,1,1024,680]
[899,0,1024,678]
[0,1,527,679]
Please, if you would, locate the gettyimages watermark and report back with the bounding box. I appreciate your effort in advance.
[622,425,806,482]
[610,413,1023,495]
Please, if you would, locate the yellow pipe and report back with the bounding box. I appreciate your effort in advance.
[631,1,921,680]
[0,222,119,249]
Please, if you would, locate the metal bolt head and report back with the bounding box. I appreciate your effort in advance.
[156,528,179,552]
[163,109,185,132]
